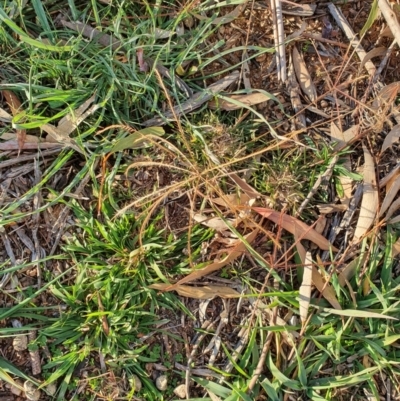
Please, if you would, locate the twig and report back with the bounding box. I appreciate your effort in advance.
[270,0,281,82]
[296,155,338,217]
[142,71,240,126]
[247,331,274,392]
[328,3,376,77]
[32,159,42,288]
[186,320,215,399]
[378,0,400,46]
[301,33,350,49]
[275,0,287,81]
[374,39,396,82]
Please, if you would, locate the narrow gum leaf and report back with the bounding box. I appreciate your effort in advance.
[299,251,313,323]
[253,207,336,251]
[353,145,378,241]
[149,283,241,299]
[379,175,400,217]
[292,46,317,102]
[168,230,258,288]
[381,125,400,153]
[312,266,342,310]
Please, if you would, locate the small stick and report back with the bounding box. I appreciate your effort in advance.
[275,0,287,81]
[378,0,400,46]
[374,39,396,82]
[328,3,376,77]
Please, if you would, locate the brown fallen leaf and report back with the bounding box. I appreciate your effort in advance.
[393,238,400,257]
[253,207,336,251]
[212,193,252,208]
[381,124,400,153]
[338,254,366,287]
[2,90,26,149]
[292,46,317,102]
[353,145,378,241]
[380,164,400,188]
[372,81,400,109]
[229,173,261,200]
[167,230,258,289]
[385,198,400,222]
[299,251,313,324]
[314,255,342,310]
[208,92,271,111]
[193,213,235,232]
[149,283,241,299]
[359,47,387,72]
[379,175,400,217]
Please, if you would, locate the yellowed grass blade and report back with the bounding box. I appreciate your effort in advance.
[149,283,241,299]
[353,145,378,241]
[299,251,313,323]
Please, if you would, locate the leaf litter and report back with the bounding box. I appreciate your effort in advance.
[1,0,400,400]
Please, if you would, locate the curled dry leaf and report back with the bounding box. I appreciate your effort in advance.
[292,46,317,102]
[372,81,400,109]
[359,47,387,72]
[24,381,41,401]
[253,207,336,251]
[149,283,241,299]
[193,214,235,232]
[299,251,313,324]
[385,198,400,222]
[212,192,252,208]
[379,175,400,217]
[380,164,400,188]
[168,230,258,288]
[381,124,400,153]
[208,92,271,111]
[353,145,378,241]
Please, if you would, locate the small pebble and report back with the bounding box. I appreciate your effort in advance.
[320,100,329,108]
[46,383,57,396]
[156,375,168,391]
[173,384,187,399]
[131,375,142,392]
[13,335,28,351]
